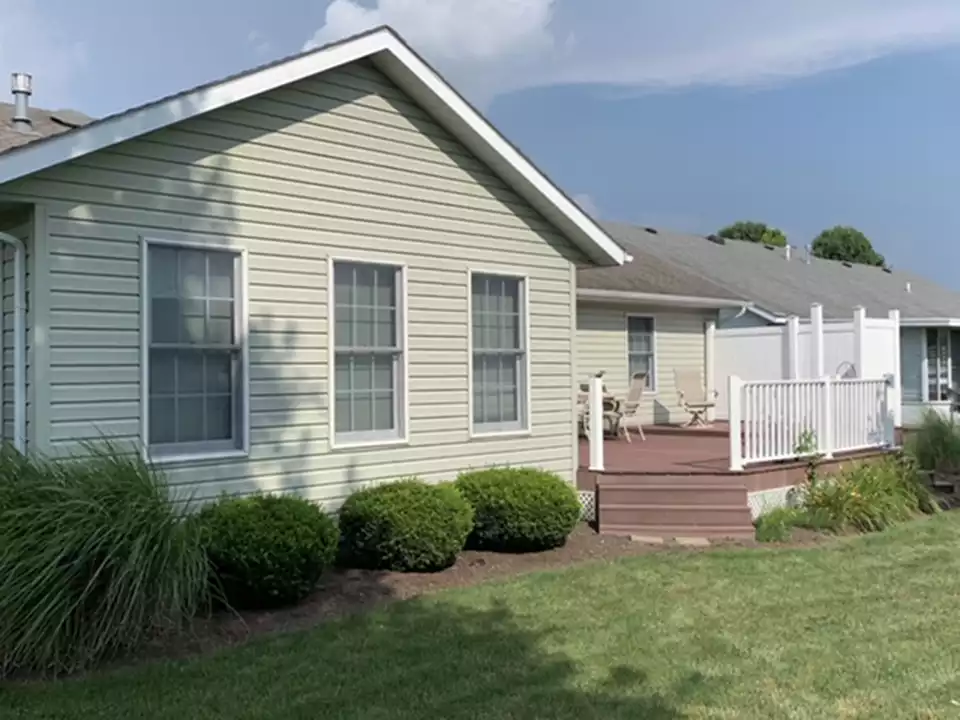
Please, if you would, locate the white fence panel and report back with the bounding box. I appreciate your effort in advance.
[715,308,899,420]
[729,375,892,470]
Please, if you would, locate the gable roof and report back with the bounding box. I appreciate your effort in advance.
[602,221,960,320]
[577,239,749,309]
[0,103,94,155]
[0,27,627,267]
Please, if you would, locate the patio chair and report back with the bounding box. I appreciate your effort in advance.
[674,369,717,427]
[618,372,647,442]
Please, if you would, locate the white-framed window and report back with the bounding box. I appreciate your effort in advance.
[469,272,529,434]
[143,239,248,459]
[627,315,656,390]
[923,327,960,402]
[331,260,407,446]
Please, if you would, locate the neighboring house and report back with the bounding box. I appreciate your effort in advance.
[576,230,751,425]
[0,26,628,506]
[603,222,960,426]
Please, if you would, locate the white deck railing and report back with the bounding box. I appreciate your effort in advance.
[728,375,895,471]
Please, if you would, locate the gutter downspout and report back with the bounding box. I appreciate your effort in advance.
[0,231,26,453]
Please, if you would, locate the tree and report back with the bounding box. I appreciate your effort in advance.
[811,226,884,267]
[716,220,787,247]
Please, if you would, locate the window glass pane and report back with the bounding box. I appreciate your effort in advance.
[353,391,373,432]
[375,268,395,307]
[335,307,353,348]
[500,313,519,350]
[335,395,352,433]
[375,309,395,348]
[352,355,373,393]
[334,355,352,393]
[151,298,180,344]
[178,397,205,442]
[207,317,233,345]
[205,352,232,394]
[177,351,204,394]
[149,397,176,444]
[354,307,375,348]
[354,265,376,306]
[206,396,232,441]
[372,392,394,431]
[208,254,234,299]
[150,247,178,297]
[150,349,176,395]
[334,264,354,307]
[500,278,519,314]
[180,251,206,298]
[373,355,394,391]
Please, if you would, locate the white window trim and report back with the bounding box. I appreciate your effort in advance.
[327,256,410,450]
[625,314,657,394]
[467,268,532,439]
[140,236,250,464]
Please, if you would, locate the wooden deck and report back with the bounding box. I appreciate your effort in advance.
[577,424,896,540]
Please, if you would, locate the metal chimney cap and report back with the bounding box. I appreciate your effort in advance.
[11,73,32,95]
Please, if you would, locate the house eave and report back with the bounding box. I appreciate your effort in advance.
[577,287,752,310]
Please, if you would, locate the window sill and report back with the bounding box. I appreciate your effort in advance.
[330,437,410,452]
[149,449,249,466]
[469,428,532,441]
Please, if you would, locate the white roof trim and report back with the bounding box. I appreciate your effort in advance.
[0,27,627,267]
[744,305,788,324]
[577,287,752,310]
[899,317,960,328]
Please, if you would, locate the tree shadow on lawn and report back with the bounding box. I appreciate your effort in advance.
[6,594,718,719]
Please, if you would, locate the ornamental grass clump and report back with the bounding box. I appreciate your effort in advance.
[0,442,208,677]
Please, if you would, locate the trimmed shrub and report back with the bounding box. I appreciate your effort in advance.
[0,443,208,677]
[338,479,473,572]
[801,456,939,533]
[199,494,338,609]
[455,467,581,552]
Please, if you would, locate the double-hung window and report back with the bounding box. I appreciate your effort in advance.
[146,241,246,457]
[470,273,528,434]
[925,327,960,402]
[627,316,656,390]
[332,261,405,445]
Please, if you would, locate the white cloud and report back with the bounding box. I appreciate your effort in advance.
[0,1,87,109]
[304,0,960,103]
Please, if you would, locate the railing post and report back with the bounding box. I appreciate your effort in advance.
[821,375,834,459]
[728,375,743,471]
[883,373,896,446]
[588,374,604,471]
[888,309,901,429]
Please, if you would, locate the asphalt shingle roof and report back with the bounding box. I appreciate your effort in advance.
[577,238,745,302]
[599,221,960,320]
[0,102,93,155]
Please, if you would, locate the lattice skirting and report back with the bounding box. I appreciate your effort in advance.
[578,490,597,522]
[747,485,802,520]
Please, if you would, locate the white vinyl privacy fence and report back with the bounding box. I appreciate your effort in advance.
[727,375,896,470]
[714,304,901,426]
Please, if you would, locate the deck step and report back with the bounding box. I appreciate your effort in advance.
[599,503,753,527]
[604,524,757,540]
[599,484,747,506]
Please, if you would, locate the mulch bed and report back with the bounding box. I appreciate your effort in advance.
[144,525,761,663]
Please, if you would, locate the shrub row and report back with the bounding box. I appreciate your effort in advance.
[0,448,580,677]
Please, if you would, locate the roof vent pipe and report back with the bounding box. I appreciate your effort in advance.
[804,245,811,264]
[10,73,32,132]
[784,245,791,261]
[905,281,912,293]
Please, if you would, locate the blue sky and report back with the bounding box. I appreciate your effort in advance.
[3,1,960,285]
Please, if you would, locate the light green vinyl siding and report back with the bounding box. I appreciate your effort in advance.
[576,302,709,425]
[1,59,586,504]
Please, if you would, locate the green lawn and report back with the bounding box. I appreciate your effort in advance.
[7,516,960,720]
